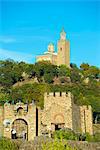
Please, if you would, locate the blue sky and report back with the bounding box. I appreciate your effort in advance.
[0,0,100,67]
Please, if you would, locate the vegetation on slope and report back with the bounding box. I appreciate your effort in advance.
[0,59,100,113]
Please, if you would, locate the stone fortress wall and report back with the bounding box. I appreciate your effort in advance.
[41,92,93,135]
[80,105,93,135]
[0,92,93,141]
[0,103,36,141]
[41,92,73,135]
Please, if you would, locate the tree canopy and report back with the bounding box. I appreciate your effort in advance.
[0,60,100,112]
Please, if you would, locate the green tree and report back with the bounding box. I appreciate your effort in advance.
[0,60,23,87]
[80,63,89,71]
[58,65,70,77]
[70,63,78,69]
[44,73,54,84]
[89,66,100,79]
[70,70,81,83]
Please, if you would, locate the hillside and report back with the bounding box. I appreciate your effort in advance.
[0,59,100,114]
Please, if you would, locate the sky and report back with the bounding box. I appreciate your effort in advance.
[0,0,100,67]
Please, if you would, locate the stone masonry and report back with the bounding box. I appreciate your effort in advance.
[0,102,36,141]
[41,92,93,135]
[0,92,93,141]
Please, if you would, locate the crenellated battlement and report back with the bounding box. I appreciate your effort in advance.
[44,91,72,98]
[0,90,93,139]
[44,92,73,111]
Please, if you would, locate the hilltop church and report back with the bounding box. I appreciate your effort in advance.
[36,29,70,67]
[0,30,93,141]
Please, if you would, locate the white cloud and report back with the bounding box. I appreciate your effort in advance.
[0,48,35,63]
[0,36,16,43]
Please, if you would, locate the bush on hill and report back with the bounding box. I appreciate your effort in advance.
[0,60,100,113]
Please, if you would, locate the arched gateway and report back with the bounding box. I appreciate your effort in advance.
[12,119,28,140]
[0,93,93,141]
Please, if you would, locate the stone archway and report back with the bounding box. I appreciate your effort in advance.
[12,119,28,140]
[51,114,65,131]
[54,114,64,124]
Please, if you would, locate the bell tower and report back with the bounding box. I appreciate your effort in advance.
[57,29,70,67]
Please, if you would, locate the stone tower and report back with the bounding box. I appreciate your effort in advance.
[57,29,70,67]
[0,93,93,141]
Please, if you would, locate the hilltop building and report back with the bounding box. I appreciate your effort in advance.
[0,92,93,141]
[36,29,70,67]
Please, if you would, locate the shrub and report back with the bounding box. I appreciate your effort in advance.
[52,129,78,141]
[0,137,18,150]
[85,133,94,142]
[42,139,77,150]
[52,130,100,142]
[93,133,100,142]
